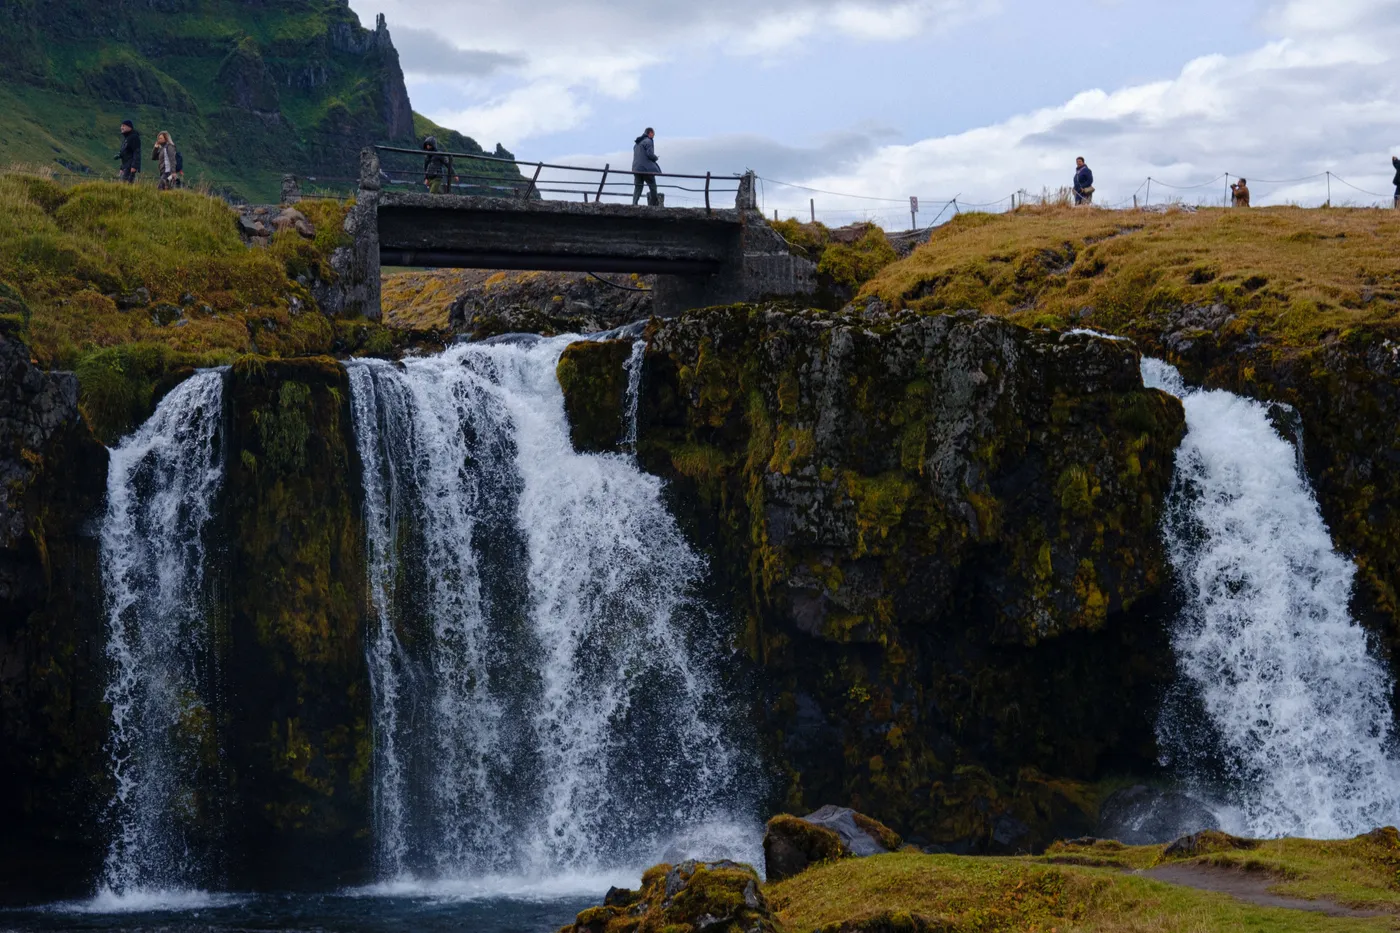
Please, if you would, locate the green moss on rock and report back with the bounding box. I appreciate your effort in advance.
[557,339,635,454]
[628,305,1185,854]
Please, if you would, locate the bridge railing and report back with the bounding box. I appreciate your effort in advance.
[373,145,746,210]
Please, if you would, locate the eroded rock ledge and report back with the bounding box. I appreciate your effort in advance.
[562,305,1186,851]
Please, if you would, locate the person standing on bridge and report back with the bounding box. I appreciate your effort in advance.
[423,136,457,195]
[1073,157,1094,206]
[633,128,661,206]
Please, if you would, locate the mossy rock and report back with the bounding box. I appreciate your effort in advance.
[764,814,849,881]
[561,860,782,933]
[1162,830,1259,861]
[557,339,636,454]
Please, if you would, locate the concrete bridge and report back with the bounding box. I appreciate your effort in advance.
[334,149,817,320]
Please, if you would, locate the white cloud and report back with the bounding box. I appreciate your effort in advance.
[755,0,1400,221]
[360,0,995,144]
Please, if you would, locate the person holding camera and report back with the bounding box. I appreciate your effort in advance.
[1230,178,1250,208]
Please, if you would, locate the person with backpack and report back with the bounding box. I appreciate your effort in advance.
[152,131,179,191]
[115,120,141,184]
[422,136,456,194]
[632,128,661,206]
[1073,157,1094,206]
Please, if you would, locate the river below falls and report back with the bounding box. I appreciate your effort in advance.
[1,890,595,932]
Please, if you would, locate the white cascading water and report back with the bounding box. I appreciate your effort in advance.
[1144,358,1400,838]
[348,336,755,883]
[98,370,227,900]
[621,339,645,454]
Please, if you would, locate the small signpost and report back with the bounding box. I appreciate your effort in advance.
[910,195,919,231]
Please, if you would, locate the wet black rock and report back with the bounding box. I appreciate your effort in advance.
[1097,785,1221,845]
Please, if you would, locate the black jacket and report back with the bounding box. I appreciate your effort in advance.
[422,137,451,180]
[1392,157,1399,187]
[118,130,142,173]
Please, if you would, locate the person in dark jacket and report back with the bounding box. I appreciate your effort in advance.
[632,128,660,206]
[116,120,141,184]
[1073,157,1094,205]
[1392,156,1399,208]
[1230,178,1250,208]
[423,136,457,194]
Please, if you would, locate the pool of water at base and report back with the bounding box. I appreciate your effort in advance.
[0,892,594,933]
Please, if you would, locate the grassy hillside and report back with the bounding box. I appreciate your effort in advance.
[0,172,421,441]
[860,205,1400,345]
[0,0,520,202]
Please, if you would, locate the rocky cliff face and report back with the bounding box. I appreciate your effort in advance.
[0,0,460,201]
[563,305,1186,852]
[0,338,370,899]
[0,325,109,900]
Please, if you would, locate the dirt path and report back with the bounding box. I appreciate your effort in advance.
[1144,863,1391,919]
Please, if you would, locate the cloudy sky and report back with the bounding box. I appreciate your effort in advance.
[352,0,1400,224]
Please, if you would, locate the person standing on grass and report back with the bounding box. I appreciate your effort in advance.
[1073,157,1094,206]
[1392,156,1399,208]
[116,120,141,184]
[632,128,660,206]
[1231,178,1251,208]
[422,136,456,194]
[152,132,179,191]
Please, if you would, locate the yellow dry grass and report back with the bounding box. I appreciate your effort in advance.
[860,204,1400,345]
[768,848,1400,932]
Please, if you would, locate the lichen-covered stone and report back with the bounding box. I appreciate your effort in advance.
[560,859,783,933]
[620,304,1186,852]
[222,356,371,888]
[557,339,635,453]
[764,812,850,881]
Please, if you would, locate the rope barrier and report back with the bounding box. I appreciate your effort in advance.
[587,272,652,293]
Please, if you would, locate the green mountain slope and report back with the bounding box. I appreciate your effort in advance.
[0,0,519,201]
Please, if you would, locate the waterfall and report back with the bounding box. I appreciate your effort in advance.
[621,339,645,454]
[1144,358,1400,838]
[348,336,754,882]
[98,370,227,898]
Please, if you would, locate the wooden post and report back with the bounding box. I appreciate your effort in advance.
[1326,171,1331,207]
[1133,194,1138,210]
[596,164,609,202]
[1145,178,1151,206]
[810,198,815,223]
[774,209,779,221]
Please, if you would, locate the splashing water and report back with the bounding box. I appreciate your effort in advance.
[348,336,757,881]
[98,370,227,898]
[621,339,646,453]
[1144,358,1400,838]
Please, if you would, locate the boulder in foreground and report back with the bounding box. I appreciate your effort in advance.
[559,859,782,933]
[764,806,902,881]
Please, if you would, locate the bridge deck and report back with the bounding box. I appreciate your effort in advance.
[376,192,747,274]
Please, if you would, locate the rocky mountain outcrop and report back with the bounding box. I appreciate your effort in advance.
[561,304,1186,852]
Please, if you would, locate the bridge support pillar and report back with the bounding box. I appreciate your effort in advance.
[319,149,383,321]
[652,208,815,316]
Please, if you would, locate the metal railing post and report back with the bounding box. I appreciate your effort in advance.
[705,172,712,212]
[522,162,543,201]
[597,164,609,203]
